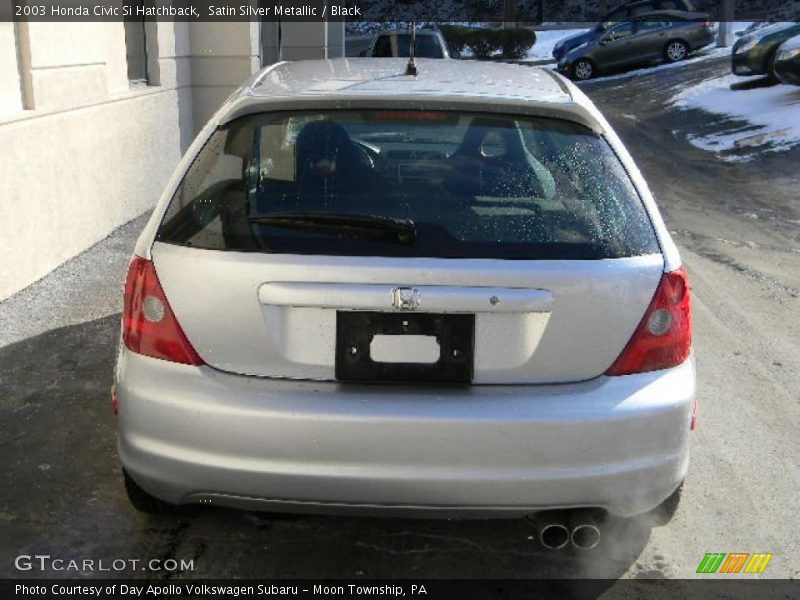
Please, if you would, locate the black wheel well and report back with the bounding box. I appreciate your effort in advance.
[664,38,690,51]
[663,38,691,61]
[571,57,596,80]
[573,56,596,74]
[764,46,780,76]
[123,469,179,514]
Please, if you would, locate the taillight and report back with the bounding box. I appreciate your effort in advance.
[122,256,204,365]
[606,267,692,376]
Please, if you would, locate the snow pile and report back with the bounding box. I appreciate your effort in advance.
[672,74,800,160]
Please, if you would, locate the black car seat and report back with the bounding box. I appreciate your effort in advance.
[295,120,372,196]
[448,117,550,198]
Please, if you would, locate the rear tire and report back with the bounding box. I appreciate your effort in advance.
[649,482,684,525]
[664,40,689,63]
[123,470,179,515]
[573,59,595,81]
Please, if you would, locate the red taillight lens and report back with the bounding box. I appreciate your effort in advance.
[606,266,692,376]
[122,256,204,366]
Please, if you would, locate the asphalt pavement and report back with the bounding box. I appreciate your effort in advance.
[1,56,798,583]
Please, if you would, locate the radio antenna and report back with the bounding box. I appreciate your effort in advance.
[405,21,418,76]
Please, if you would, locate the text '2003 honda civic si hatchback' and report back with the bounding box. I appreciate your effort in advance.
[115,59,695,545]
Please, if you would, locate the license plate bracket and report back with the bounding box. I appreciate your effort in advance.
[335,312,475,384]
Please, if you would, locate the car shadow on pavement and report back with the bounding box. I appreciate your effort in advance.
[0,315,660,582]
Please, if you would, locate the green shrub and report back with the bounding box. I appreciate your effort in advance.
[467,28,501,59]
[498,28,537,59]
[439,25,536,60]
[438,24,471,58]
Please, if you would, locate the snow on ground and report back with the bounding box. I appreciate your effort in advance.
[732,21,759,35]
[671,74,800,161]
[522,28,589,62]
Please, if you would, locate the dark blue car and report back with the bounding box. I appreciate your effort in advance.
[552,0,697,61]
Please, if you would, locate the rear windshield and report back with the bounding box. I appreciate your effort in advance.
[157,110,659,260]
[373,34,446,58]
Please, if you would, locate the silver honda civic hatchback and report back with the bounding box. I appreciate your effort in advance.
[114,59,695,547]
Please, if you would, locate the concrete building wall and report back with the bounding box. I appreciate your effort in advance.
[0,19,344,301]
[0,24,24,116]
[0,22,190,301]
[188,21,261,132]
[280,20,344,60]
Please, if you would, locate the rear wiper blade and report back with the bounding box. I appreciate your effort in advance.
[248,212,417,245]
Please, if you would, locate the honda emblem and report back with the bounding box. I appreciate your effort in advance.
[392,287,421,311]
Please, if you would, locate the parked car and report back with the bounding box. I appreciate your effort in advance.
[552,0,697,61]
[116,59,695,544]
[742,0,800,36]
[362,30,449,59]
[774,34,800,84]
[732,22,800,79]
[558,11,715,80]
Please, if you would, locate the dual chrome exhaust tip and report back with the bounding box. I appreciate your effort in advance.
[526,509,603,550]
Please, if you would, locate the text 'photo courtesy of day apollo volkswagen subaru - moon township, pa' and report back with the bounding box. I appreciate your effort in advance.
[113,58,695,550]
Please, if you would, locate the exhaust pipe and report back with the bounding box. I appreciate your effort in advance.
[525,511,570,550]
[568,509,602,550]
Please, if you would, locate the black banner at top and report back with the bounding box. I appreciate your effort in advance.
[3,0,799,22]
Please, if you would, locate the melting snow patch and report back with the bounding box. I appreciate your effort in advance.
[671,73,800,161]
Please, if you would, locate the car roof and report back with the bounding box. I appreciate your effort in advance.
[216,58,605,133]
[247,58,568,102]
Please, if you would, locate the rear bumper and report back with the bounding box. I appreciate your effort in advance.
[116,350,695,517]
